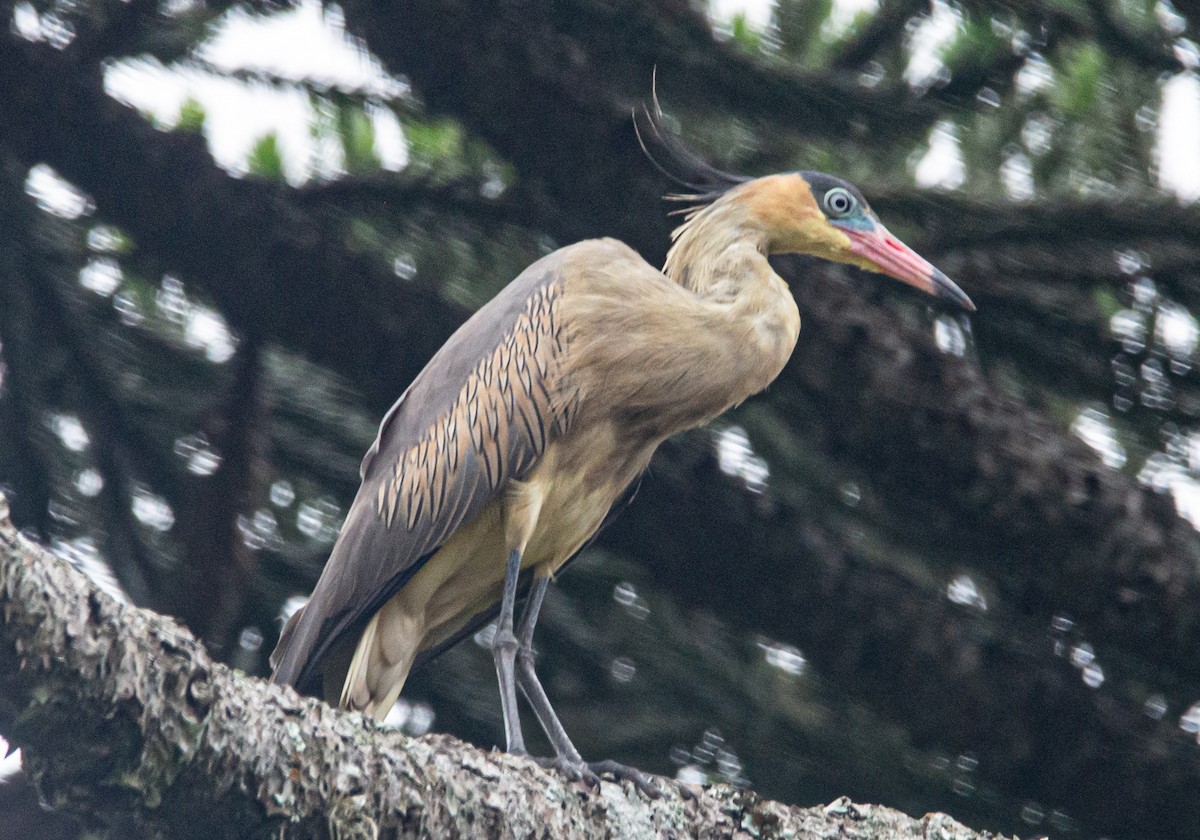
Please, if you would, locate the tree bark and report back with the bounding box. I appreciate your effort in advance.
[0,494,1006,840]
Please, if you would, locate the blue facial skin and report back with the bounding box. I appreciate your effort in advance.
[829,208,877,233]
[798,171,879,233]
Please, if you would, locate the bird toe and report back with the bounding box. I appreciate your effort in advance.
[585,759,665,799]
[532,754,601,789]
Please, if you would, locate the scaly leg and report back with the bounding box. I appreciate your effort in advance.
[514,574,666,799]
[492,548,526,754]
[515,576,581,763]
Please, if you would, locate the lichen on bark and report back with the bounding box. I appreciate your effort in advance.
[0,494,1010,839]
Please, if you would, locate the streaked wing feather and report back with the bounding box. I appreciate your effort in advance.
[270,248,581,694]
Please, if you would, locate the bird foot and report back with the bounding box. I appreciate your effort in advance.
[586,759,667,799]
[532,756,692,800]
[531,754,604,790]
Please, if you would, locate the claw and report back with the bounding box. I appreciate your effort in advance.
[587,759,664,799]
[667,777,701,801]
[534,756,679,799]
[533,754,602,789]
[592,762,700,800]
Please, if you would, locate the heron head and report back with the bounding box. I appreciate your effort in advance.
[736,172,974,312]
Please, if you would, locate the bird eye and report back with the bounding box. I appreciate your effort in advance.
[824,188,856,218]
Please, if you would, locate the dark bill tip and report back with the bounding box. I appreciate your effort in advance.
[931,268,976,312]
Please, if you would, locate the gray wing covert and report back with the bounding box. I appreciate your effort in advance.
[270,248,584,695]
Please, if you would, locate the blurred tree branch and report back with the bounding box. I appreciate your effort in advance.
[167,343,267,652]
[0,35,462,408]
[831,0,928,69]
[1089,1,1190,73]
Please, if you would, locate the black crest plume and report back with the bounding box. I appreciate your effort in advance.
[634,76,748,208]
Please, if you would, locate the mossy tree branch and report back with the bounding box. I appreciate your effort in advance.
[0,494,1006,839]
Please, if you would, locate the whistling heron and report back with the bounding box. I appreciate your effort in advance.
[270,109,974,794]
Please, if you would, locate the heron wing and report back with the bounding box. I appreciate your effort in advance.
[270,245,594,694]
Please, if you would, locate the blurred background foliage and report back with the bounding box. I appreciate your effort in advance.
[2,0,1200,837]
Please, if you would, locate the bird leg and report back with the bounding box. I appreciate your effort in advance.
[514,575,666,799]
[514,576,581,763]
[492,547,526,755]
